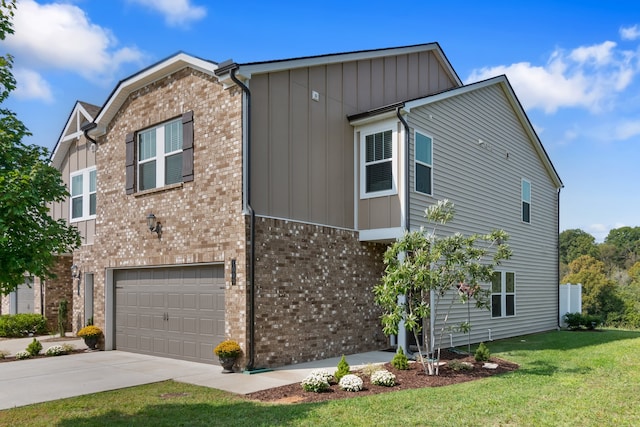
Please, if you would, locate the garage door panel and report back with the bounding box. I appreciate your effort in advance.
[115,265,225,365]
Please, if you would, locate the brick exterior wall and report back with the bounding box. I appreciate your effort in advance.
[72,68,247,350]
[252,216,389,367]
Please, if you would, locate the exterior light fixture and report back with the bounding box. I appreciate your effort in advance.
[146,213,162,238]
[71,264,80,279]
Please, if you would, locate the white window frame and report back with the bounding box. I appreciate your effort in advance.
[69,166,97,223]
[491,271,516,318]
[137,118,182,191]
[522,179,531,223]
[414,130,433,196]
[359,120,398,199]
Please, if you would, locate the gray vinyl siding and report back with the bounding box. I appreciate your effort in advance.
[250,50,457,228]
[407,83,559,347]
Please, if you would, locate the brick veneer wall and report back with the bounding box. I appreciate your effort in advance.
[71,68,247,351]
[42,256,74,332]
[252,216,389,367]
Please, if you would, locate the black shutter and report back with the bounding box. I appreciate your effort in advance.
[182,110,194,182]
[125,132,135,194]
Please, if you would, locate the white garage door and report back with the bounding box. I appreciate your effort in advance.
[115,265,225,364]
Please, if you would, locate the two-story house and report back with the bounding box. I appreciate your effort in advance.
[46,43,562,369]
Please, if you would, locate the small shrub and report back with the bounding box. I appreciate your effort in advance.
[563,312,603,330]
[338,374,363,392]
[474,342,491,362]
[563,312,583,329]
[0,314,48,337]
[26,338,43,356]
[15,351,30,360]
[301,372,330,393]
[62,343,76,353]
[45,345,68,356]
[391,346,409,370]
[0,350,9,359]
[309,368,334,384]
[334,355,350,382]
[448,360,474,371]
[371,369,396,387]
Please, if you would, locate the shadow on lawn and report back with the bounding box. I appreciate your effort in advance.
[54,401,317,427]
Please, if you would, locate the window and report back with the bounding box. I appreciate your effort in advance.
[415,131,432,195]
[138,119,183,191]
[359,122,397,198]
[491,271,516,318]
[522,179,531,223]
[70,167,97,222]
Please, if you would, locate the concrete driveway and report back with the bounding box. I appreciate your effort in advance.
[0,337,391,410]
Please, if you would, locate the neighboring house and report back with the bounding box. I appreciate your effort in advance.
[1,101,99,332]
[43,43,561,369]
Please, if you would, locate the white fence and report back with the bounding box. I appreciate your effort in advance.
[559,283,582,327]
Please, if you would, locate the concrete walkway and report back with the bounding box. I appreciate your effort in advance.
[0,336,391,410]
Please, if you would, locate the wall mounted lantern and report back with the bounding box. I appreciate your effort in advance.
[146,213,162,238]
[71,264,80,279]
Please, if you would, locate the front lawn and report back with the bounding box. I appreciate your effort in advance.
[1,329,639,426]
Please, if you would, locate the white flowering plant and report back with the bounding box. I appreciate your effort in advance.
[309,368,334,384]
[371,369,396,387]
[45,345,67,356]
[15,350,30,360]
[338,374,364,392]
[301,372,331,393]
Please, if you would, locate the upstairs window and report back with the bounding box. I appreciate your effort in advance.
[125,111,194,195]
[70,167,97,222]
[359,122,397,199]
[415,131,432,195]
[522,179,531,223]
[491,271,516,318]
[138,119,183,191]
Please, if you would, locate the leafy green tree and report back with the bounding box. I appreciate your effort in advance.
[373,199,511,376]
[562,255,624,323]
[0,0,81,295]
[559,229,598,265]
[604,226,640,269]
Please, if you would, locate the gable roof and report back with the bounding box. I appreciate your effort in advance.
[215,43,462,88]
[49,100,100,169]
[90,52,218,137]
[349,75,563,189]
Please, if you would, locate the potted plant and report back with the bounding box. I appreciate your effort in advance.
[214,339,242,373]
[77,325,103,350]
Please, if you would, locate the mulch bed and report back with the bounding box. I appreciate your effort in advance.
[246,349,519,404]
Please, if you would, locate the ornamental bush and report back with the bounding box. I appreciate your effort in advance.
[338,374,364,392]
[474,342,491,362]
[371,369,396,387]
[309,368,334,384]
[45,345,67,356]
[26,338,43,356]
[334,355,351,382]
[301,372,331,393]
[391,347,409,370]
[15,350,30,360]
[77,325,103,338]
[0,314,48,337]
[213,339,242,358]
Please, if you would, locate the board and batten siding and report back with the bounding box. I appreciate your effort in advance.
[250,51,457,229]
[49,136,96,245]
[407,82,560,346]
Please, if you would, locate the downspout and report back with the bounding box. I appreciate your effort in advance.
[557,187,562,329]
[230,67,257,371]
[82,122,98,147]
[396,107,410,232]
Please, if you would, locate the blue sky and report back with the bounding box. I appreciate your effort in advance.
[3,0,640,241]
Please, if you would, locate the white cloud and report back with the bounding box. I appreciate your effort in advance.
[13,68,53,102]
[3,0,144,84]
[587,222,627,243]
[467,41,638,114]
[620,25,640,41]
[128,0,207,27]
[613,120,640,140]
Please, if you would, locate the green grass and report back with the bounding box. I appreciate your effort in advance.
[1,329,639,426]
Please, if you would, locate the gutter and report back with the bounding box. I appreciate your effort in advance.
[229,67,258,372]
[81,121,98,147]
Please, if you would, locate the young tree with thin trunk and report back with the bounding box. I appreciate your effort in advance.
[374,199,511,375]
